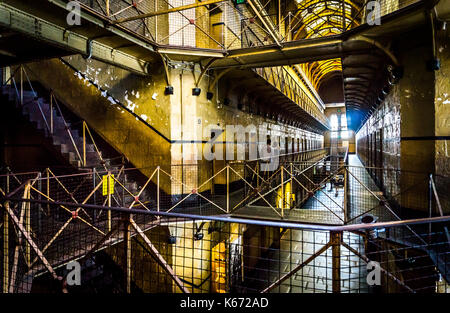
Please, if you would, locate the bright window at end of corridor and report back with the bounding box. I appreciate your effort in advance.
[330,114,338,131]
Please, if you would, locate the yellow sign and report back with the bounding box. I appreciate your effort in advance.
[102,174,115,196]
[276,182,295,209]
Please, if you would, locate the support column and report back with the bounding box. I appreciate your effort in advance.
[331,231,342,293]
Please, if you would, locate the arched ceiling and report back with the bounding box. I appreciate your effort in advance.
[290,0,362,91]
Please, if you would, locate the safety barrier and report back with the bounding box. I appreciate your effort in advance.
[1,194,449,293]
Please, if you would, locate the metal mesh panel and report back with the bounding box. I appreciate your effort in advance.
[1,197,449,293]
[71,0,423,50]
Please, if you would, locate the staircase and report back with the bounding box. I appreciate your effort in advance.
[1,85,100,168]
[0,85,153,208]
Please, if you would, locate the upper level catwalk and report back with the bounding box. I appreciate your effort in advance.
[0,0,446,71]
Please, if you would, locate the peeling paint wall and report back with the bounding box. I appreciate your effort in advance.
[26,57,173,191]
[435,25,450,177]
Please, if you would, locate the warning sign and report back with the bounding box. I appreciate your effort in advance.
[102,174,115,196]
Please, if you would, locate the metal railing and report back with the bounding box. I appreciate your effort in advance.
[69,0,425,51]
[2,149,447,226]
[1,192,449,293]
[253,66,328,127]
[1,152,449,293]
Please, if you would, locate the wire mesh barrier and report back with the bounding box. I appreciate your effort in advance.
[1,151,449,293]
[0,196,449,293]
[253,67,328,126]
[70,0,424,51]
[0,153,447,226]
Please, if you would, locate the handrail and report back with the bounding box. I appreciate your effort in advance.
[233,147,328,163]
[254,66,329,128]
[50,92,84,165]
[4,197,450,232]
[59,58,173,144]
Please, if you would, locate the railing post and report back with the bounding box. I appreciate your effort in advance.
[106,0,110,17]
[20,65,23,105]
[157,166,160,213]
[155,0,158,42]
[6,169,10,194]
[281,165,284,217]
[226,164,230,213]
[107,171,111,232]
[46,168,50,215]
[92,167,97,222]
[256,161,260,188]
[37,172,42,233]
[50,93,53,134]
[83,121,86,167]
[2,202,9,293]
[123,214,131,293]
[331,231,342,293]
[287,12,291,41]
